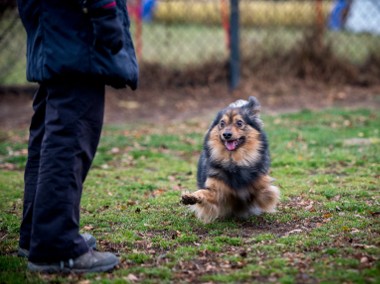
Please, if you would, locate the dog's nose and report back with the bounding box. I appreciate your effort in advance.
[223,132,232,140]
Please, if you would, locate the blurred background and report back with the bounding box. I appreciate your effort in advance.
[1,0,380,129]
[1,0,380,89]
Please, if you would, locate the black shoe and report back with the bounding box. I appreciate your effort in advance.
[18,233,97,258]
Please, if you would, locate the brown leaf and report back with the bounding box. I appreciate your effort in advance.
[83,225,94,231]
[125,273,139,282]
[332,195,341,201]
[285,229,303,236]
[0,163,16,170]
[323,213,332,219]
[305,201,314,211]
[110,147,120,154]
[153,189,165,196]
[168,175,176,182]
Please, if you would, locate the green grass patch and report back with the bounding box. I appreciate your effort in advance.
[1,108,379,283]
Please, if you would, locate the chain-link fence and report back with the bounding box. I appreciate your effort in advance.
[1,0,380,89]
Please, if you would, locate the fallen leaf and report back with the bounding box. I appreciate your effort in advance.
[83,225,94,231]
[323,213,332,219]
[360,257,368,264]
[110,147,120,154]
[285,229,303,236]
[153,189,165,196]
[343,138,373,146]
[0,163,16,170]
[352,243,377,249]
[168,175,176,182]
[78,281,91,284]
[332,195,341,201]
[125,273,139,282]
[305,201,314,211]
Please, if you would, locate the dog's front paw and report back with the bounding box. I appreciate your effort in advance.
[181,194,201,205]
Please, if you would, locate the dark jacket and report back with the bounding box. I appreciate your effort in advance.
[17,0,138,89]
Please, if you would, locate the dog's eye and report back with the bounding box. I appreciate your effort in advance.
[236,120,244,128]
[219,120,225,128]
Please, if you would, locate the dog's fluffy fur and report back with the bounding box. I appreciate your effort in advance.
[181,96,280,223]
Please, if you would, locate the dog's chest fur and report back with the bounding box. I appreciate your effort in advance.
[209,161,261,191]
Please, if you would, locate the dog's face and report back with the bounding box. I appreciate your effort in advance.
[207,97,264,166]
[217,111,251,151]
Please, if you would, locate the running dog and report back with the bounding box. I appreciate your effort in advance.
[181,96,279,223]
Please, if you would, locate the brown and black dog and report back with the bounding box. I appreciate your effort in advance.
[181,96,279,223]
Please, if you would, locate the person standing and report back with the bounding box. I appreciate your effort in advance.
[17,0,138,273]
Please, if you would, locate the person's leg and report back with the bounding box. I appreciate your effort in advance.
[19,85,47,251]
[28,80,105,263]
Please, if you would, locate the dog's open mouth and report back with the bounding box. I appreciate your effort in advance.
[224,137,245,151]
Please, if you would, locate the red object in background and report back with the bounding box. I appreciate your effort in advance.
[128,0,142,60]
[316,0,324,30]
[315,0,325,47]
[220,0,230,50]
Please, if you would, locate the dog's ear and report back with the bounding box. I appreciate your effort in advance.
[209,110,224,129]
[246,96,261,115]
[243,96,263,128]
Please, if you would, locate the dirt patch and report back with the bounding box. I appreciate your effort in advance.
[1,27,380,129]
[0,78,379,130]
[2,26,380,130]
[112,73,380,125]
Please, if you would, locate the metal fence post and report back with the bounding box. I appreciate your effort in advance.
[229,0,240,92]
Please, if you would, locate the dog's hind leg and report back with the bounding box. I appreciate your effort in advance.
[249,175,280,214]
[256,185,280,213]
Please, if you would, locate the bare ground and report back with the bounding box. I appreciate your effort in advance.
[1,78,379,130]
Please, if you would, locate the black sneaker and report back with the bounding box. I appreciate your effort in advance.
[27,249,119,273]
[18,233,97,258]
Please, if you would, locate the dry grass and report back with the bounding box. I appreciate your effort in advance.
[154,0,333,27]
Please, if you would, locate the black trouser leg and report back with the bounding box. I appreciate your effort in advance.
[19,85,47,251]
[21,80,105,263]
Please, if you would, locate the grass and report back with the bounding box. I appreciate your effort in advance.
[135,22,380,68]
[0,107,379,283]
[154,0,333,27]
[0,10,27,86]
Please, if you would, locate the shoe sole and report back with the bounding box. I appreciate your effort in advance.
[28,259,119,273]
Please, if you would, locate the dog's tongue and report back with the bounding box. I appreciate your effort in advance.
[225,140,238,151]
